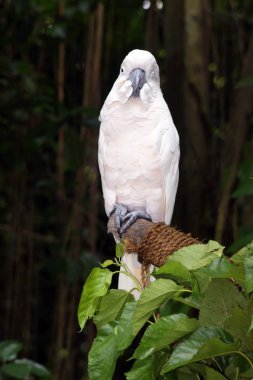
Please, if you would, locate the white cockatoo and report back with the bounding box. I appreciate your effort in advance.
[98,49,180,298]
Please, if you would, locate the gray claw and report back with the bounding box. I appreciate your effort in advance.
[120,209,151,235]
[114,204,152,237]
[114,203,128,236]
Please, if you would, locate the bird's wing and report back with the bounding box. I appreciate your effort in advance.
[154,115,180,224]
[98,126,117,216]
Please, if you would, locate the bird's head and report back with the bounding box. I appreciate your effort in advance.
[113,49,160,105]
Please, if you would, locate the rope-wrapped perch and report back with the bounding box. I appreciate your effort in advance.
[108,214,200,269]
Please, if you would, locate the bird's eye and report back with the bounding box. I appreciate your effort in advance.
[120,67,124,73]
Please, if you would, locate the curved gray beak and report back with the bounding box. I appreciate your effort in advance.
[128,68,146,97]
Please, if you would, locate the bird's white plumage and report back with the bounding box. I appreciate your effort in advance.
[98,49,180,298]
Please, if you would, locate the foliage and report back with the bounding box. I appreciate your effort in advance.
[78,240,253,380]
[0,341,50,380]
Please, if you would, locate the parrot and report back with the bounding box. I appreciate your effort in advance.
[98,49,180,298]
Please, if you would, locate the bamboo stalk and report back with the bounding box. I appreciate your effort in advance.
[182,0,209,235]
[88,3,104,255]
[58,0,65,105]
[23,204,35,355]
[52,1,68,379]
[92,2,104,106]
[215,35,253,242]
[64,127,87,378]
[84,13,95,106]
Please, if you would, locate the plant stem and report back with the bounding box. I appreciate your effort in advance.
[211,357,222,372]
[178,289,192,294]
[119,261,143,292]
[235,367,239,380]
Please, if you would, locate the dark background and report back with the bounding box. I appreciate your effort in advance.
[0,0,252,379]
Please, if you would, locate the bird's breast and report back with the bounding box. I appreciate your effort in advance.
[99,98,173,221]
[101,118,164,211]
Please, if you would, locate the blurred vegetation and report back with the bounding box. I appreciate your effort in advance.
[0,340,50,379]
[0,0,252,379]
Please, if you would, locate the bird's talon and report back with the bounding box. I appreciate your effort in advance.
[116,207,152,236]
[114,203,129,236]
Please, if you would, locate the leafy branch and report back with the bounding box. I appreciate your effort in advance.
[78,239,253,379]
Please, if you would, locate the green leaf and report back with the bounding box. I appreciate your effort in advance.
[244,245,253,293]
[159,298,191,317]
[155,261,191,282]
[199,279,246,329]
[161,327,239,374]
[116,242,124,258]
[236,76,253,88]
[89,302,138,380]
[94,289,133,329]
[168,241,224,271]
[133,314,199,360]
[175,295,200,310]
[195,256,244,281]
[88,324,117,380]
[228,228,253,254]
[232,158,253,197]
[116,301,137,351]
[232,241,253,293]
[224,303,253,351]
[100,259,115,268]
[15,359,50,377]
[226,353,253,377]
[0,341,22,362]
[176,367,199,380]
[191,271,210,296]
[2,362,30,379]
[184,272,207,309]
[78,267,113,330]
[189,363,227,379]
[204,366,227,379]
[248,306,253,333]
[125,355,156,380]
[232,179,253,197]
[133,279,183,335]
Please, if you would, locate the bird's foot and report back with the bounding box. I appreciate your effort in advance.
[114,203,128,236]
[114,203,151,237]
